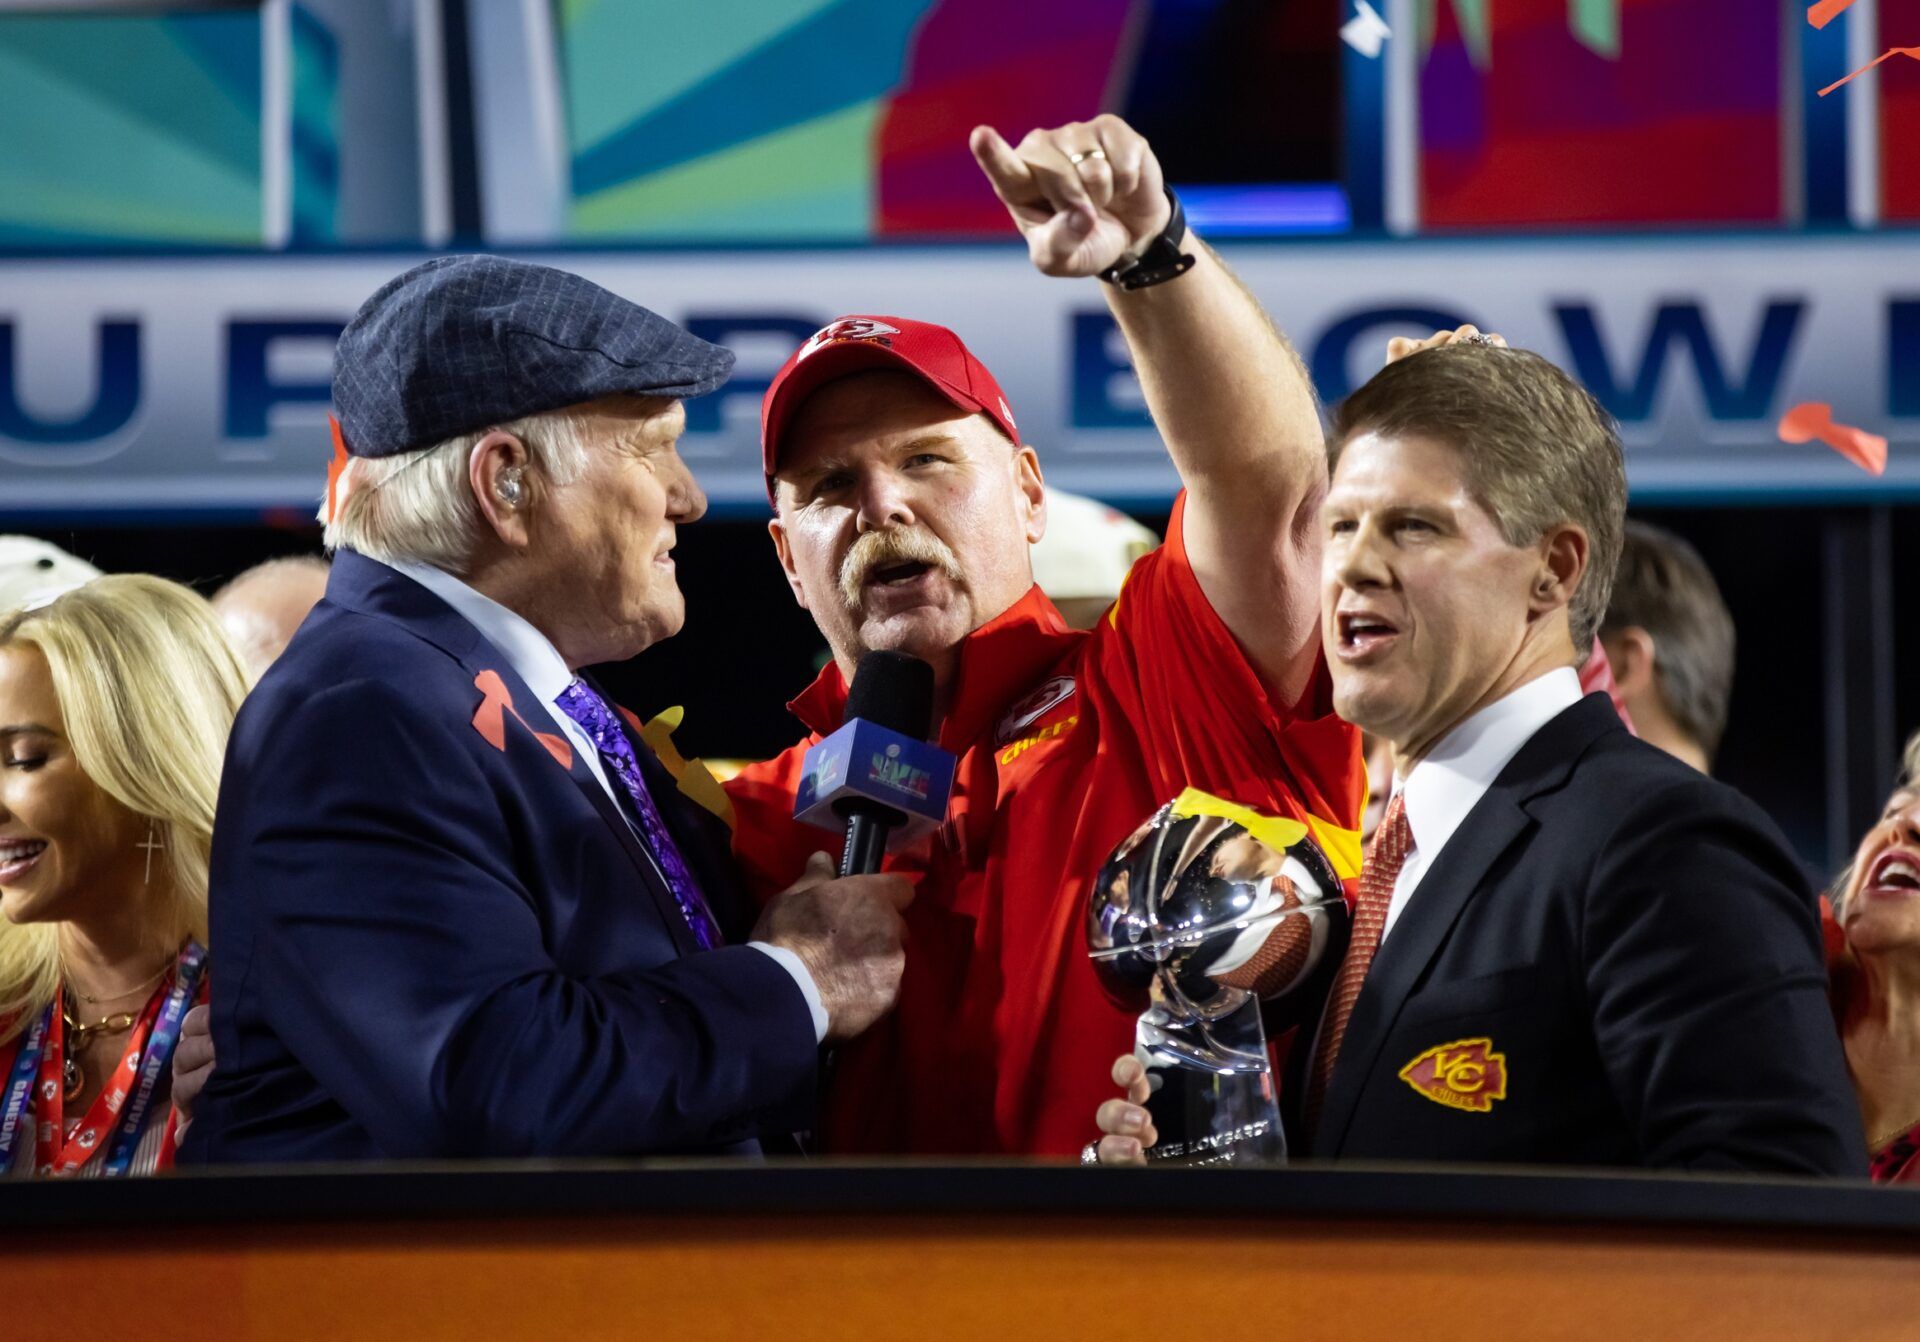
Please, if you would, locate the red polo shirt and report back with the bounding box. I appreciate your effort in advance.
[725,495,1366,1156]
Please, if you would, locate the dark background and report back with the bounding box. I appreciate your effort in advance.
[20,495,1918,877]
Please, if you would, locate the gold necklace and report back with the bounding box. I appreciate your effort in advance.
[1871,1107,1920,1153]
[59,992,145,1102]
[70,960,171,1005]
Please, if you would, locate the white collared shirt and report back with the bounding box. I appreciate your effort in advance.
[382,559,828,1041]
[1379,667,1584,943]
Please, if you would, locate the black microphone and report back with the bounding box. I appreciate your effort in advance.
[833,651,937,875]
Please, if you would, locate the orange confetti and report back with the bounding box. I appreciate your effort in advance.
[1778,402,1888,475]
[1808,0,1857,30]
[322,415,352,525]
[1819,45,1920,96]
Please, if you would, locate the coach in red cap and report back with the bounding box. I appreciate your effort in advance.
[723,115,1367,1157]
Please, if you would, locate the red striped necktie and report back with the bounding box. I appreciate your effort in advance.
[1302,792,1414,1137]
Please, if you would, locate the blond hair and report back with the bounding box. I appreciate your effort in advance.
[1833,730,1920,921]
[0,576,251,1040]
[323,409,593,575]
[1331,345,1627,654]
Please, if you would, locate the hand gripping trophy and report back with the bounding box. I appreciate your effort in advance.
[1087,789,1349,1165]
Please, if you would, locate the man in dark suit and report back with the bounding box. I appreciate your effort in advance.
[1095,334,1864,1174]
[182,258,909,1162]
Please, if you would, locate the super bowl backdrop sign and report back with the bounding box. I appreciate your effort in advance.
[0,235,1915,517]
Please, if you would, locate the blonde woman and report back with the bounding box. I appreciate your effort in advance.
[0,576,249,1176]
[1834,730,1920,1182]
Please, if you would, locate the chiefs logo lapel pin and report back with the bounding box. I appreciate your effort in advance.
[1399,1037,1509,1113]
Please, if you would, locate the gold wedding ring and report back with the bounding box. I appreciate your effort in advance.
[1068,149,1107,166]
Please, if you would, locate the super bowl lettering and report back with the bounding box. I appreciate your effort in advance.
[869,752,932,800]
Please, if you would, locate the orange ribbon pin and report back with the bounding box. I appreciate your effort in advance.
[472,670,573,770]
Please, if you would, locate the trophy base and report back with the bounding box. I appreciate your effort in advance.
[1136,997,1288,1167]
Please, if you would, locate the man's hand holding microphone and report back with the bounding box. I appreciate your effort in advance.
[775,648,954,1040]
[753,851,912,1042]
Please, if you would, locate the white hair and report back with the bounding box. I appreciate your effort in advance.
[323,409,593,576]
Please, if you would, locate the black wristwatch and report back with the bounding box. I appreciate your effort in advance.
[1099,186,1195,291]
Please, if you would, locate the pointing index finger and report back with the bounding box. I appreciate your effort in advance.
[970,125,1041,211]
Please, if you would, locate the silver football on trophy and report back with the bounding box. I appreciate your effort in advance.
[1087,793,1349,1032]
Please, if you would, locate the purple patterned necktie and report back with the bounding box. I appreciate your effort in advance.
[554,679,720,950]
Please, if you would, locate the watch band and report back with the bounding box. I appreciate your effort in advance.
[1099,186,1195,291]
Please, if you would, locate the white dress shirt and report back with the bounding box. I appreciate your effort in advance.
[1379,667,1584,944]
[386,559,828,1040]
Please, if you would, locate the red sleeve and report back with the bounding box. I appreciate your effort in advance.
[1085,492,1366,869]
[724,742,833,902]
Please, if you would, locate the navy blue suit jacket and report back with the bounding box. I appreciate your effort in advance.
[185,552,817,1163]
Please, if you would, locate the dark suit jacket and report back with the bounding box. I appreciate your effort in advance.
[184,552,817,1163]
[1301,693,1865,1175]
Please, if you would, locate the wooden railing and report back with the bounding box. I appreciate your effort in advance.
[5,1161,1920,1340]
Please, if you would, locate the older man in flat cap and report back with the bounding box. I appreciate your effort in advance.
[183,256,910,1163]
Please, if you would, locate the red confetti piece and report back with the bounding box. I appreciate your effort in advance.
[1808,0,1857,30]
[324,415,351,524]
[1818,45,1920,96]
[1779,402,1888,475]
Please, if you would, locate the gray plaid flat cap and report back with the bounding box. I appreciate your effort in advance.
[332,255,735,458]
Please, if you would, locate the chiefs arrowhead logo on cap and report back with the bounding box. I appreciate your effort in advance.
[1399,1037,1508,1113]
[798,318,901,361]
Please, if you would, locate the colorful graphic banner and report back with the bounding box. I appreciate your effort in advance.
[1417,0,1785,227]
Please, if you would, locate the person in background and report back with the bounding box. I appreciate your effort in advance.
[1027,487,1159,630]
[0,537,100,614]
[1832,730,1920,1181]
[211,555,332,680]
[1598,520,1734,774]
[174,557,336,1080]
[0,576,246,1176]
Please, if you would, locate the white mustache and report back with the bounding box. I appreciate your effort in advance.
[838,527,963,610]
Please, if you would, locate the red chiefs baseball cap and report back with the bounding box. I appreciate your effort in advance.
[760,315,1021,501]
